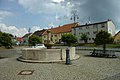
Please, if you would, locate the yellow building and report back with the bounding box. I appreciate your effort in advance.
[43,23,80,44]
[114,31,120,43]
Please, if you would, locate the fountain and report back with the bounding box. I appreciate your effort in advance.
[18,30,79,63]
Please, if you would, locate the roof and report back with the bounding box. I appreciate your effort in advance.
[73,20,112,28]
[43,23,80,35]
[114,31,120,37]
[16,37,23,42]
[33,29,46,36]
[22,33,32,38]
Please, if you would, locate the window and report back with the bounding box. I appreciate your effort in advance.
[51,35,53,37]
[101,23,105,28]
[55,34,57,37]
[93,25,97,28]
[44,36,46,38]
[92,38,95,40]
[89,38,91,40]
[79,27,82,30]
[86,32,90,35]
[93,31,97,34]
[93,25,95,28]
[51,38,53,41]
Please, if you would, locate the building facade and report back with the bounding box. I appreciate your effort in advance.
[114,31,120,43]
[43,23,80,44]
[22,33,32,45]
[72,20,116,43]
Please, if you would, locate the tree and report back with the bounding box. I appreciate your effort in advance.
[0,32,13,48]
[81,33,88,43]
[0,32,2,46]
[61,34,77,46]
[28,35,42,46]
[94,30,113,53]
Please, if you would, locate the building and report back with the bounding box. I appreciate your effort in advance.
[114,31,120,43]
[43,23,80,44]
[72,19,116,43]
[22,33,32,45]
[32,29,46,37]
[16,37,23,45]
[32,29,47,43]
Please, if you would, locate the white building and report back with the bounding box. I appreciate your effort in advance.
[72,20,116,43]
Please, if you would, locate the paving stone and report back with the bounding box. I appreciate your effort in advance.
[0,50,120,80]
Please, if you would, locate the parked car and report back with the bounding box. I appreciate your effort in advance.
[32,44,46,49]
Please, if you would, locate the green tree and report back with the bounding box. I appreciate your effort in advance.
[61,34,77,46]
[0,32,13,48]
[81,33,88,43]
[94,30,113,53]
[28,35,42,46]
[0,31,2,46]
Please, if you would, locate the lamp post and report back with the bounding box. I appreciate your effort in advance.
[70,10,79,27]
[66,48,71,65]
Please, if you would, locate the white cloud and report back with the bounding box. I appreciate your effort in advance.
[0,23,28,37]
[0,11,13,22]
[31,26,42,33]
[0,23,43,37]
[48,23,55,28]
[51,0,64,3]
[18,0,72,15]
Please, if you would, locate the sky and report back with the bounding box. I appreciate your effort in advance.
[0,0,120,37]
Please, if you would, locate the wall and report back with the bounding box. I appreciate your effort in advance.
[21,47,76,61]
[72,21,116,43]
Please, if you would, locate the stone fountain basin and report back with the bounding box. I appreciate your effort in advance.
[18,47,79,63]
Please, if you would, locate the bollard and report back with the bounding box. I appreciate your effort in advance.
[66,48,71,65]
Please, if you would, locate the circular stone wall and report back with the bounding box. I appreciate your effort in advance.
[18,47,79,63]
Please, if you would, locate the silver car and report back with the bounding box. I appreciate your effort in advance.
[32,44,46,48]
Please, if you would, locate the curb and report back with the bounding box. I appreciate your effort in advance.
[17,54,80,63]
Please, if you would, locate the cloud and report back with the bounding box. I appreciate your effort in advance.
[18,0,72,15]
[0,23,28,37]
[62,0,120,29]
[0,10,13,22]
[51,0,64,3]
[31,26,42,33]
[0,23,42,37]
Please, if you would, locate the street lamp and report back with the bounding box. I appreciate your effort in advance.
[70,10,79,27]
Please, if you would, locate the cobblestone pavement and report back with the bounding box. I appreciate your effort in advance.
[0,50,120,80]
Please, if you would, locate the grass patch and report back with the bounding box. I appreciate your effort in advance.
[106,44,120,48]
[53,43,120,48]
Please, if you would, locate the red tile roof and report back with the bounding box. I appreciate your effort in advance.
[16,37,23,42]
[43,23,80,35]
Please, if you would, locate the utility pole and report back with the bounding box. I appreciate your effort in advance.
[70,10,79,27]
[28,27,31,33]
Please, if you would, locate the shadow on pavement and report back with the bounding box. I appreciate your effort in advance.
[83,54,118,59]
[0,57,6,59]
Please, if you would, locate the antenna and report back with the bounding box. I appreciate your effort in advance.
[70,10,79,27]
[88,17,91,24]
[28,28,31,33]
